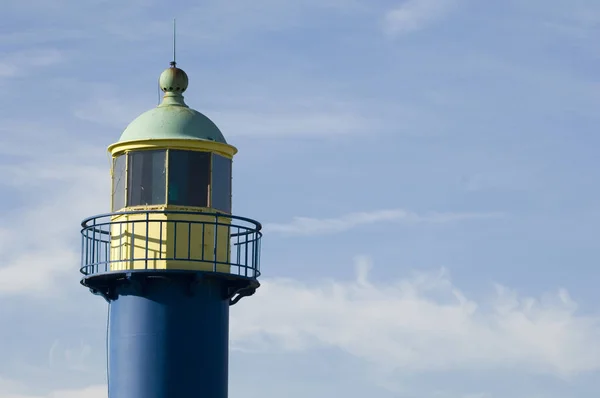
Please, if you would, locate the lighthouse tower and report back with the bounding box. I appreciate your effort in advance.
[79,61,262,398]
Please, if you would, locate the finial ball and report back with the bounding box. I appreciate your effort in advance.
[159,66,189,93]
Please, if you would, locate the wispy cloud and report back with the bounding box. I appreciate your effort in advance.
[209,108,370,138]
[383,0,458,35]
[0,49,63,79]
[0,123,107,297]
[6,0,366,47]
[73,96,150,131]
[74,88,383,139]
[511,1,600,41]
[264,209,503,236]
[0,379,105,398]
[231,256,600,379]
[48,340,94,373]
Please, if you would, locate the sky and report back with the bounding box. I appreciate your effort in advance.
[1,0,599,397]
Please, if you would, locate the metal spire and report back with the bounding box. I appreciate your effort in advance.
[171,18,177,67]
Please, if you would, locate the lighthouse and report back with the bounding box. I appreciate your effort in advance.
[79,61,262,398]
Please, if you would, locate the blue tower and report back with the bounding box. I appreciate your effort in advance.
[79,61,262,398]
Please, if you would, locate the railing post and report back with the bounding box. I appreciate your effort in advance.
[85,228,89,274]
[130,219,135,269]
[244,229,249,278]
[226,218,230,266]
[236,226,241,267]
[80,226,85,275]
[174,220,178,260]
[213,214,218,273]
[187,221,192,261]
[105,229,109,273]
[253,231,259,278]
[119,221,123,271]
[257,236,261,277]
[91,218,96,274]
[159,220,163,260]
[145,212,149,270]
[201,223,205,261]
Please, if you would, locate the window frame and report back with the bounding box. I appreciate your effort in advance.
[126,149,168,207]
[166,149,212,208]
[164,149,233,213]
[210,153,233,213]
[111,153,128,212]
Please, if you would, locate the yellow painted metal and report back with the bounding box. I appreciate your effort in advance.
[109,207,232,273]
[108,138,237,159]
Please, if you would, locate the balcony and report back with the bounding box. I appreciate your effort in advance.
[80,210,262,293]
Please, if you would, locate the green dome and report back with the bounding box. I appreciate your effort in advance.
[119,103,227,143]
[118,65,227,144]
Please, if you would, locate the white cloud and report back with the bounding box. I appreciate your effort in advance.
[0,180,106,296]
[231,256,600,378]
[209,108,369,138]
[264,209,503,235]
[48,340,94,373]
[73,96,150,131]
[0,49,63,79]
[510,0,600,41]
[0,379,105,398]
[45,386,105,398]
[461,170,537,192]
[383,0,458,35]
[0,122,107,297]
[5,0,366,47]
[73,88,380,139]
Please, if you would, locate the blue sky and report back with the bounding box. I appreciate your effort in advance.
[1,0,599,397]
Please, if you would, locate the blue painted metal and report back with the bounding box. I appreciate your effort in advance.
[108,274,230,398]
[80,209,262,398]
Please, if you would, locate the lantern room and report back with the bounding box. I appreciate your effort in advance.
[110,147,233,213]
[104,63,240,274]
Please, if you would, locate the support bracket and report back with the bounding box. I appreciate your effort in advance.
[227,285,257,306]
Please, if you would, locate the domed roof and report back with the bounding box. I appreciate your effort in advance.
[118,63,227,144]
[118,103,227,143]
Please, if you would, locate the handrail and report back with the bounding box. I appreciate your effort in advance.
[81,209,262,231]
